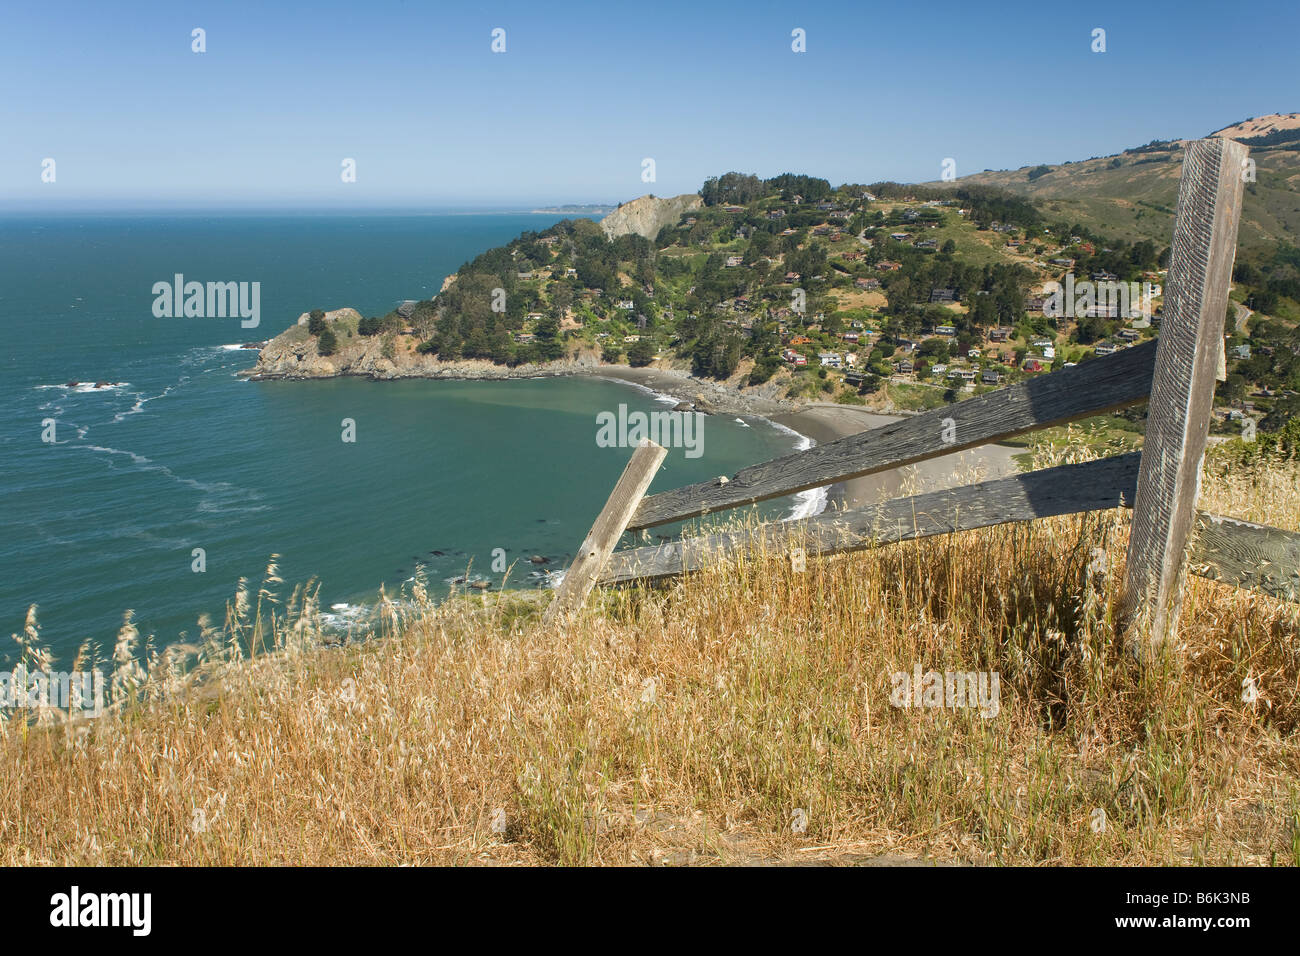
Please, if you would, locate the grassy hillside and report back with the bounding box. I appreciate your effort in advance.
[944,114,1300,255]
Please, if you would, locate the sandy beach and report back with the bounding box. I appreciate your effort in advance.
[590,365,1023,513]
[589,364,794,417]
[772,403,1023,512]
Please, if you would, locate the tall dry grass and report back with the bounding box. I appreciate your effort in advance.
[2,452,1297,866]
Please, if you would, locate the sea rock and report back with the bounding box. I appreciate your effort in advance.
[530,555,549,564]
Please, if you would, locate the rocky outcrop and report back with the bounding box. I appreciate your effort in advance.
[599,194,702,242]
[244,314,605,381]
[295,307,361,327]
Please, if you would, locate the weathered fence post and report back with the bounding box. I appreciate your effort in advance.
[1123,137,1248,660]
[543,440,667,624]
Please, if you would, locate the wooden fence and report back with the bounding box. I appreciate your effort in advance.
[547,138,1299,659]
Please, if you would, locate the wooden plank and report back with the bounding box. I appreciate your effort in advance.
[628,340,1157,530]
[600,456,1300,604]
[543,439,667,623]
[603,453,1142,583]
[1122,137,1248,658]
[1189,512,1300,602]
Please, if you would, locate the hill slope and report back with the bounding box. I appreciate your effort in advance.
[941,113,1300,253]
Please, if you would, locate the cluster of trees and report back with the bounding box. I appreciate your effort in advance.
[700,172,768,206]
[306,310,338,356]
[699,172,833,207]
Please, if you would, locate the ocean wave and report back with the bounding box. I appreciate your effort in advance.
[786,485,829,521]
[35,381,131,394]
[599,376,686,407]
[80,443,266,513]
[112,379,187,423]
[759,420,829,520]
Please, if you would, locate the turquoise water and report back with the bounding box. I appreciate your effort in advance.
[0,213,811,662]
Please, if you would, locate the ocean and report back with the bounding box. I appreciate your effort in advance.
[0,212,820,663]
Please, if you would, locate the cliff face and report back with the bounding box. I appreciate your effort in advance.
[599,193,702,241]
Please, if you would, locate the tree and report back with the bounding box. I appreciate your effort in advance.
[918,338,950,361]
[627,339,655,367]
[308,312,327,336]
[318,327,338,356]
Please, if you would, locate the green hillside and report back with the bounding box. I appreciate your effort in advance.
[278,161,1298,439]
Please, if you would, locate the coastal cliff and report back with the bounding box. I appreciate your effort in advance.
[598,193,702,241]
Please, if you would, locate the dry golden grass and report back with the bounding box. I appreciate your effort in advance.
[2,453,1297,866]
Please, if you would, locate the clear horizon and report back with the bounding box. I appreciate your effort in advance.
[3,0,1297,207]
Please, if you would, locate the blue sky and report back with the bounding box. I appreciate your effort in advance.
[2,0,1296,207]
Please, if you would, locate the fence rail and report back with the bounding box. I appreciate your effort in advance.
[603,453,1300,602]
[628,340,1158,530]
